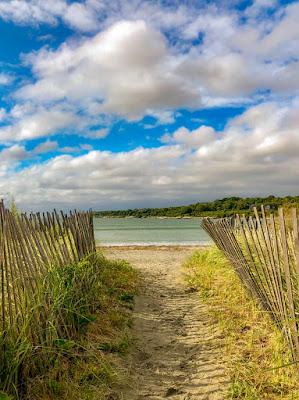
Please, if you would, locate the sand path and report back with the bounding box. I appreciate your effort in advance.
[105,247,229,400]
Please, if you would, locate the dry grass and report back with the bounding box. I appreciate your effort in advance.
[184,246,299,400]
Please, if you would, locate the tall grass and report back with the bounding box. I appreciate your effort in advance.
[0,252,138,399]
[185,246,299,400]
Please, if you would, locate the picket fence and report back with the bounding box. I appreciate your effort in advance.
[202,206,299,362]
[0,200,95,342]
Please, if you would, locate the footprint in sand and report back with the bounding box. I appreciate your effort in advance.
[107,247,229,400]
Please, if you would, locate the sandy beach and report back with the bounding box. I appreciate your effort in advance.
[104,246,228,399]
[101,244,205,251]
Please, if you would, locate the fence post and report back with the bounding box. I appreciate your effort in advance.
[292,208,299,279]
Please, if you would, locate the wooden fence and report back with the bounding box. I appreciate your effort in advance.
[0,200,95,343]
[202,206,299,362]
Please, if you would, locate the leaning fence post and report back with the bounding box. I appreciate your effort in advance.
[292,208,299,280]
[0,199,6,334]
[279,208,299,360]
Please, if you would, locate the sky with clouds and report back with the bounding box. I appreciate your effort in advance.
[0,0,298,210]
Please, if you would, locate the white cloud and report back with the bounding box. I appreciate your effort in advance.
[0,73,13,85]
[86,128,108,139]
[7,2,297,138]
[244,0,277,17]
[0,0,66,26]
[149,110,176,125]
[64,2,98,31]
[0,0,191,32]
[80,143,93,151]
[0,106,79,142]
[0,108,6,121]
[16,20,200,120]
[0,100,298,210]
[0,1,296,146]
[0,144,28,163]
[162,126,217,149]
[33,139,58,154]
[258,3,299,58]
[181,3,299,96]
[0,1,298,209]
[0,0,193,34]
[0,144,29,176]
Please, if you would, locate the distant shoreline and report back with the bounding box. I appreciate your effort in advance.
[94,215,202,219]
[99,243,210,250]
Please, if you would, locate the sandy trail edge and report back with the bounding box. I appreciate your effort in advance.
[105,247,229,400]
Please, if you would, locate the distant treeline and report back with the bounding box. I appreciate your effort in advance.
[94,195,299,218]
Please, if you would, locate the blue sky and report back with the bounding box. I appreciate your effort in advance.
[0,0,298,210]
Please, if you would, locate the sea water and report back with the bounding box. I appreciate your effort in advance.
[93,217,211,246]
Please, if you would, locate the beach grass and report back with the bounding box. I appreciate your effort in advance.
[0,252,138,400]
[184,246,299,399]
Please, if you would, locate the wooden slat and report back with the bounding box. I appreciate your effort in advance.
[0,202,95,350]
[202,206,299,362]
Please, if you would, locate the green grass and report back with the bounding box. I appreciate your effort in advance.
[184,246,299,400]
[0,252,138,399]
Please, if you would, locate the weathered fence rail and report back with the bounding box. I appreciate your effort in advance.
[0,200,95,345]
[202,206,299,362]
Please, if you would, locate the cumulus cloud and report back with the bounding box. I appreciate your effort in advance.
[0,100,298,210]
[6,2,297,138]
[0,144,30,176]
[0,1,297,145]
[63,2,98,31]
[16,20,200,120]
[161,126,217,149]
[183,6,299,96]
[0,106,79,142]
[0,1,298,208]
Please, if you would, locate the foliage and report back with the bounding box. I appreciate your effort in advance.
[94,195,299,218]
[184,246,299,400]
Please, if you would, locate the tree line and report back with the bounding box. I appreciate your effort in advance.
[94,195,299,218]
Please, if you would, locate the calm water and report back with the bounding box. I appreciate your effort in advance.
[93,217,211,246]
